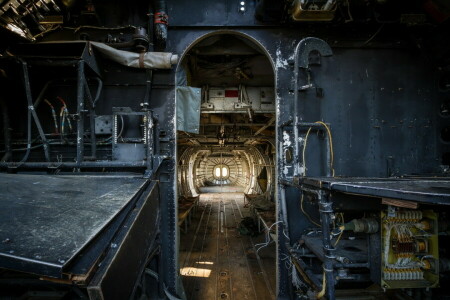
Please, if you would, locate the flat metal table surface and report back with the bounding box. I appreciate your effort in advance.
[0,173,147,277]
[301,177,450,205]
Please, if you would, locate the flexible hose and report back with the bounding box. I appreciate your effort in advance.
[153,0,168,51]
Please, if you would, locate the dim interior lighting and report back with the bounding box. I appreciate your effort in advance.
[240,1,245,5]
[180,267,211,278]
[240,6,245,12]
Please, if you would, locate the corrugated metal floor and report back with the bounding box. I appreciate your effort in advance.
[179,186,276,300]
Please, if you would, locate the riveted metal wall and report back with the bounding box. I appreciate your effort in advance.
[165,1,450,298]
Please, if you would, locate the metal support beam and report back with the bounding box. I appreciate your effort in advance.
[318,190,336,300]
[292,38,332,176]
[20,60,50,162]
[76,61,85,166]
[83,78,97,160]
[145,111,154,177]
[254,116,276,136]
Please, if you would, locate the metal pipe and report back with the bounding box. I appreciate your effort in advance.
[143,69,153,105]
[299,123,332,177]
[83,77,97,159]
[83,77,103,108]
[0,97,12,162]
[325,132,331,177]
[92,77,103,107]
[88,108,96,159]
[33,79,54,109]
[318,190,336,300]
[297,122,325,128]
[292,38,332,177]
[145,111,154,176]
[83,78,95,108]
[153,0,168,51]
[279,184,290,237]
[21,60,50,162]
[19,91,32,163]
[76,61,85,166]
[293,41,302,176]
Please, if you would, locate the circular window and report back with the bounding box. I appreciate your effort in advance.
[213,164,230,179]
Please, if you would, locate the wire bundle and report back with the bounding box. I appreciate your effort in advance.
[56,97,72,136]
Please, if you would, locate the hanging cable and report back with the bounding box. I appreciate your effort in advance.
[118,115,124,139]
[57,96,72,133]
[302,121,335,177]
[255,220,282,254]
[315,121,334,176]
[44,99,59,134]
[300,192,321,227]
[299,119,338,296]
[316,268,327,299]
[300,126,321,226]
[300,121,335,226]
[302,127,313,176]
[333,213,344,247]
[59,106,66,137]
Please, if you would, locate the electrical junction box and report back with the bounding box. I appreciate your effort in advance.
[381,209,439,289]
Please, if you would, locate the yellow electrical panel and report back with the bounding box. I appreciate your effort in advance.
[381,209,439,289]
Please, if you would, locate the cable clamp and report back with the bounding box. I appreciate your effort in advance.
[154,12,168,25]
[139,52,145,69]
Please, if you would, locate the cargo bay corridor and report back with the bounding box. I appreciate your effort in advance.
[179,186,276,300]
[176,32,277,300]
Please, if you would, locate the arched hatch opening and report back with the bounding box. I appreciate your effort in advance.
[176,32,276,195]
[175,32,277,299]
